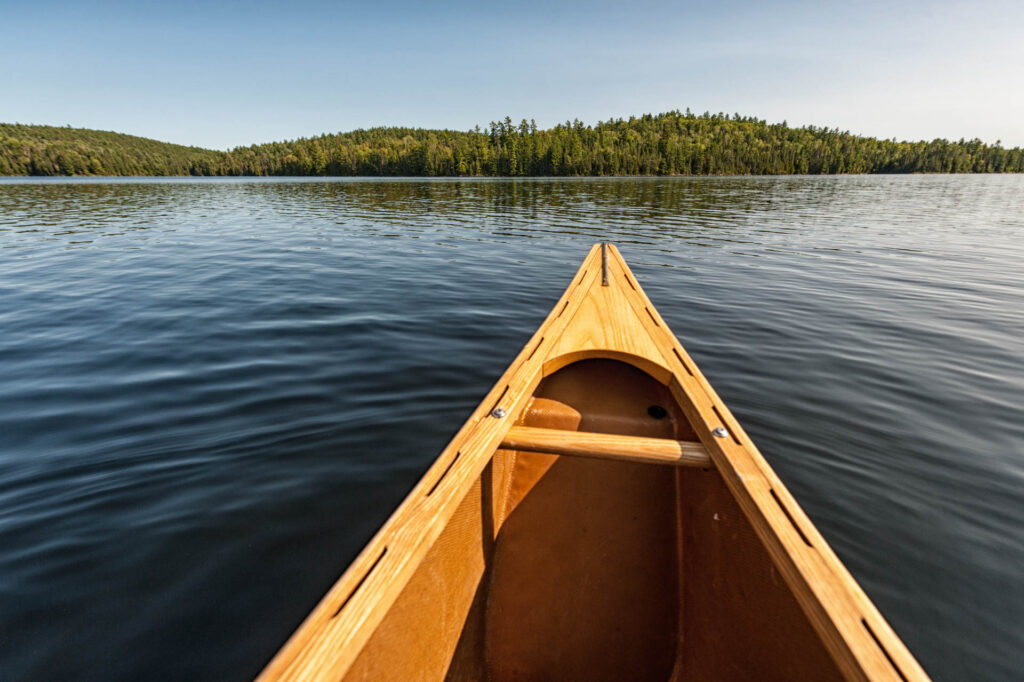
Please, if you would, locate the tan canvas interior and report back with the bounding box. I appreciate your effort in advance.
[341,358,844,681]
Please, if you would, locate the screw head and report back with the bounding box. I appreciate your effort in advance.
[712,426,729,438]
[491,408,507,418]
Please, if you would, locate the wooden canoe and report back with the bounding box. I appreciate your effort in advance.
[259,244,929,682]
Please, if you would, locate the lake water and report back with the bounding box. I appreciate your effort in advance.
[0,176,1021,681]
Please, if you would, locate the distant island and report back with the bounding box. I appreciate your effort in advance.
[2,111,1022,176]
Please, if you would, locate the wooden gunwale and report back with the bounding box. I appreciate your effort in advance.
[600,244,927,682]
[259,247,605,681]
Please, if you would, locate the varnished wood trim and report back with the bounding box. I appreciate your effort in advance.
[500,425,711,467]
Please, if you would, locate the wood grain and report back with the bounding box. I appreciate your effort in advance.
[500,425,711,467]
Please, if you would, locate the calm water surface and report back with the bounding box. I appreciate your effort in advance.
[0,177,1021,680]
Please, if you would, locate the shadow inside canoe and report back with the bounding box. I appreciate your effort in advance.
[446,453,679,682]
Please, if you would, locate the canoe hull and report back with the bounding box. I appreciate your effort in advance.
[259,245,928,682]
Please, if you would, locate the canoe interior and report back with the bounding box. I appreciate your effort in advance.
[342,358,843,681]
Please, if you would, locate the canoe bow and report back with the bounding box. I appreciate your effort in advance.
[258,244,928,682]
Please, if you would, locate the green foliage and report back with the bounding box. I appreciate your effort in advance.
[3,112,1023,176]
[0,123,224,176]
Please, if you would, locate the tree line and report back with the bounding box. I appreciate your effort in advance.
[0,123,224,176]
[3,111,1023,177]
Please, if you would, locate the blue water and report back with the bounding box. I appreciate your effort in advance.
[0,177,1021,680]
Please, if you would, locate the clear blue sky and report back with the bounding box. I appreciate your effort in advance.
[3,0,1022,149]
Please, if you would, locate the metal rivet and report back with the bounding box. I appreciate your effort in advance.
[712,426,729,438]
[491,408,507,418]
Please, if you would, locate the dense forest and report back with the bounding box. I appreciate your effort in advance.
[3,111,1023,176]
[0,123,225,176]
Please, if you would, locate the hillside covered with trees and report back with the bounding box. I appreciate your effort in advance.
[3,111,1023,177]
[0,124,225,176]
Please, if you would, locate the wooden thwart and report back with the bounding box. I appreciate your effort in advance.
[500,425,712,467]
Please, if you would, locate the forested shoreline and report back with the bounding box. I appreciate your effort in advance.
[3,111,1023,177]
